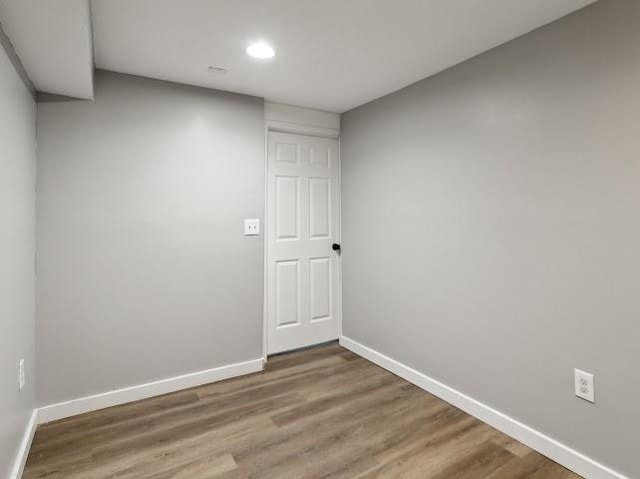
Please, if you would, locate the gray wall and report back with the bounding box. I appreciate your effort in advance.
[0,32,36,478]
[341,1,640,476]
[37,71,265,406]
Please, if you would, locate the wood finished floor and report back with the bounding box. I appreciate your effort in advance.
[24,344,581,479]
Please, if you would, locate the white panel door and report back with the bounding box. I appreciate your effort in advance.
[267,132,340,354]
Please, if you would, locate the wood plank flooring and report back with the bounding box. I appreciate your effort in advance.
[24,344,581,478]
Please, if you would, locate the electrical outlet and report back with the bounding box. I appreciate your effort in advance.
[244,219,260,236]
[18,359,25,391]
[574,369,594,403]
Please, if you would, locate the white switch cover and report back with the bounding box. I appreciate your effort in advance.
[244,219,260,236]
[19,359,25,391]
[574,369,595,403]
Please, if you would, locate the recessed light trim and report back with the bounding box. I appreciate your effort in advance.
[247,42,275,59]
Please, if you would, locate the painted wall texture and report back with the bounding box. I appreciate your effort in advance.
[341,1,640,476]
[0,32,36,478]
[36,71,265,406]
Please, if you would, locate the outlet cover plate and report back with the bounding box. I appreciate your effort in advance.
[244,219,260,236]
[574,368,595,403]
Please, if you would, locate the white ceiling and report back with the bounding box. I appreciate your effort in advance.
[0,0,94,99]
[1,0,596,111]
[92,0,595,112]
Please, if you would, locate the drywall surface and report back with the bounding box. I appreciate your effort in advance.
[36,71,265,406]
[341,1,640,476]
[0,31,36,478]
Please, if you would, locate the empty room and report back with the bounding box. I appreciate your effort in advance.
[1,0,638,478]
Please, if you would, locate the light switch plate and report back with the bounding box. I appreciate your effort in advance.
[574,368,595,403]
[244,219,260,236]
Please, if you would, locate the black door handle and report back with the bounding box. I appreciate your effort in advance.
[332,243,341,252]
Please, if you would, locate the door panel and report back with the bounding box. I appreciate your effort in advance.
[309,145,330,167]
[276,142,299,165]
[309,177,330,238]
[310,257,331,321]
[276,176,299,240]
[267,132,340,354]
[276,260,300,327]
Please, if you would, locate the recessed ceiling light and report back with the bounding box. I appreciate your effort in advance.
[247,42,275,59]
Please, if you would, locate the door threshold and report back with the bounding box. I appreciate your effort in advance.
[267,339,339,359]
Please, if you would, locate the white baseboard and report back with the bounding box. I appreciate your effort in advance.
[339,336,627,479]
[9,409,37,479]
[37,358,263,424]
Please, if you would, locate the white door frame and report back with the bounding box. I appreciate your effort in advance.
[262,105,341,362]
